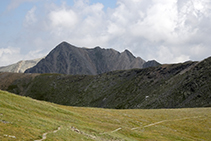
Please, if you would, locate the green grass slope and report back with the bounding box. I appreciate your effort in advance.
[1,90,211,141]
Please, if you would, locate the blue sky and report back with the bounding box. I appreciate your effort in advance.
[1,0,211,66]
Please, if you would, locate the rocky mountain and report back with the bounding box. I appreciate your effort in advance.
[1,56,211,109]
[25,41,160,75]
[143,60,160,68]
[0,58,43,73]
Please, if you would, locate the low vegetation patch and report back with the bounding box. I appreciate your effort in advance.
[1,90,210,140]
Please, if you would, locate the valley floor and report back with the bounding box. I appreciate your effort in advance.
[0,90,211,141]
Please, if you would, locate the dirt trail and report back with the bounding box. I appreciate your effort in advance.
[33,116,202,140]
[131,116,202,130]
[111,128,122,133]
[70,126,96,139]
[100,127,122,135]
[34,126,61,141]
[99,116,203,134]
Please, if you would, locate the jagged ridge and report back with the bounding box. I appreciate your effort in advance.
[25,41,160,75]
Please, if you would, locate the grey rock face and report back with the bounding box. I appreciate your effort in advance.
[25,41,157,75]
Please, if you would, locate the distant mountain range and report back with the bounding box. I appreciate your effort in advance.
[24,41,160,75]
[1,41,160,75]
[0,58,42,73]
[1,56,211,109]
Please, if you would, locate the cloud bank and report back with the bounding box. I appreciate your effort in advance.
[1,0,211,66]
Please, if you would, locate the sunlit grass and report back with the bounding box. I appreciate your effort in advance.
[1,90,210,140]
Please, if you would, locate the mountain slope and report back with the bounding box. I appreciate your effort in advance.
[1,90,211,140]
[0,58,42,73]
[1,56,211,109]
[25,42,160,75]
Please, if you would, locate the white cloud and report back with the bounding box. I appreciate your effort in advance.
[154,46,190,63]
[45,0,211,63]
[44,0,108,47]
[0,47,21,66]
[24,6,37,26]
[131,0,178,42]
[2,0,211,66]
[0,46,46,66]
[49,9,78,29]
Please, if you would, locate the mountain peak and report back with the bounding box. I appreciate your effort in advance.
[24,41,160,75]
[60,41,70,45]
[123,49,135,58]
[56,41,77,49]
[94,46,102,50]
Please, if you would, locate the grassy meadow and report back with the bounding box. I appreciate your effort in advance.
[0,90,210,141]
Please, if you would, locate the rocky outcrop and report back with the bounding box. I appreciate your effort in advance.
[25,42,159,75]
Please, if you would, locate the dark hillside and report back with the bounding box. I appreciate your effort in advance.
[0,57,211,109]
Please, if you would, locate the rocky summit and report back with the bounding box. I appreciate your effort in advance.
[25,41,160,75]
